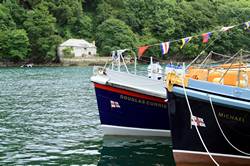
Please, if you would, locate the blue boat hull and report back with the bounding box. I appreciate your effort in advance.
[94,83,170,137]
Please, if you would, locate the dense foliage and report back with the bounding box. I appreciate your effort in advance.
[0,0,250,63]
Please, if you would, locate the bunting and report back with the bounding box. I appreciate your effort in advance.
[180,37,192,49]
[244,21,250,30]
[138,46,149,58]
[220,26,235,32]
[160,42,170,55]
[133,20,249,56]
[202,32,212,43]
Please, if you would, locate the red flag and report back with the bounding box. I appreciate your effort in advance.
[138,46,149,58]
[202,32,212,43]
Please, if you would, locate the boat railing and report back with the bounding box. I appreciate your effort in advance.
[101,49,170,81]
[185,50,250,88]
[93,66,107,76]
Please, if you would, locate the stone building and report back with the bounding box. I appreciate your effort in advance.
[58,39,96,58]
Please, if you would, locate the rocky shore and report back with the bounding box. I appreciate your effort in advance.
[61,57,112,66]
[0,57,113,67]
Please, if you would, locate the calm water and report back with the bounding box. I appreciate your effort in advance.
[0,67,175,165]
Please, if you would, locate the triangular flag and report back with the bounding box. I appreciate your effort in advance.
[160,42,170,55]
[220,26,235,32]
[180,37,192,49]
[244,21,250,30]
[202,32,212,43]
[138,46,149,58]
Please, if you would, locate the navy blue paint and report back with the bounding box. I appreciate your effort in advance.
[94,87,170,130]
[168,88,250,158]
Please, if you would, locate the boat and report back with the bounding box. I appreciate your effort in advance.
[21,63,33,68]
[91,49,174,137]
[166,50,250,165]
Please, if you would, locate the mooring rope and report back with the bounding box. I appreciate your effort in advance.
[208,95,250,156]
[181,76,220,166]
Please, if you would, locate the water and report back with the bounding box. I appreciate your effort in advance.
[0,67,175,165]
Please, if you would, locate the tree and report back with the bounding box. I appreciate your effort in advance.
[3,0,27,29]
[71,15,93,39]
[96,18,138,55]
[95,1,114,25]
[23,3,62,63]
[1,0,250,62]
[0,4,16,30]
[0,29,29,62]
[50,0,86,38]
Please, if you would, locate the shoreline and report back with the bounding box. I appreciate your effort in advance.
[0,57,113,67]
[61,57,112,66]
[0,57,192,67]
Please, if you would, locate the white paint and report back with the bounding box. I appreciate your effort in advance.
[90,75,109,85]
[101,125,171,137]
[58,39,96,58]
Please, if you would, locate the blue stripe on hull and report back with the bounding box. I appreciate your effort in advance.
[94,87,170,131]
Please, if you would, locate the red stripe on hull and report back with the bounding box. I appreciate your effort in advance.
[174,151,250,166]
[94,83,165,103]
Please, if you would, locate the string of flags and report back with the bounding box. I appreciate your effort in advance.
[137,21,250,58]
[180,37,192,49]
[202,32,212,43]
[160,42,170,55]
[138,46,150,58]
[244,21,250,30]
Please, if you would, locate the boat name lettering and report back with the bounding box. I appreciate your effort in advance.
[218,112,245,123]
[120,95,166,109]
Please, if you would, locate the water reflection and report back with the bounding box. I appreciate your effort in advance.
[98,136,175,166]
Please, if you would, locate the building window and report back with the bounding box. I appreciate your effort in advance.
[88,52,91,55]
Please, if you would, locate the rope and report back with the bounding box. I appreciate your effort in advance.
[208,95,250,156]
[181,76,220,166]
[185,30,225,70]
[186,27,242,73]
[211,51,231,58]
[218,50,242,83]
[143,22,245,48]
[103,58,112,69]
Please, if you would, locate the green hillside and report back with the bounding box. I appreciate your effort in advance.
[0,0,250,63]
